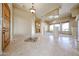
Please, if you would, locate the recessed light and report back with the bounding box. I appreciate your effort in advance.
[48,16,53,19]
[54,15,59,18]
[48,15,59,19]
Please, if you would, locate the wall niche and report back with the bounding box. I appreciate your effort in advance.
[35,17,41,33]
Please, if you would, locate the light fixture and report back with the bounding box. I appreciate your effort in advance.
[54,15,59,18]
[30,3,36,14]
[49,16,53,19]
[48,15,59,19]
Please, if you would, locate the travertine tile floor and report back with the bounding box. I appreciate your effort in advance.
[3,34,79,56]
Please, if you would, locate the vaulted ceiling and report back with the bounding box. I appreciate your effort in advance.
[13,3,78,21]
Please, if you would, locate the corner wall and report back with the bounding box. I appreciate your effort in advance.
[0,3,2,55]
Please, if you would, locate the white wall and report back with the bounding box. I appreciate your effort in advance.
[78,19,79,41]
[31,15,35,36]
[41,21,48,35]
[0,4,2,55]
[13,8,33,38]
[76,15,79,41]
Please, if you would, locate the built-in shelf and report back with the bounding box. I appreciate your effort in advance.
[35,17,41,33]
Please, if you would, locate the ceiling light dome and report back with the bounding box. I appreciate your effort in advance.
[30,3,36,14]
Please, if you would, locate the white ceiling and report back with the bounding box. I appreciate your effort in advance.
[13,3,78,20]
[59,3,77,15]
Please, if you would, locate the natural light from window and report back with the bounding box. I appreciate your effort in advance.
[54,24,60,31]
[50,25,54,31]
[62,23,69,31]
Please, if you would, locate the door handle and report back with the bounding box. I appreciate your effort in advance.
[3,27,8,32]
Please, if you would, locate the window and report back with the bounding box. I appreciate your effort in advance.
[62,22,69,31]
[50,25,54,31]
[54,24,60,31]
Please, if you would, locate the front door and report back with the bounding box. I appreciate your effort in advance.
[2,3,10,51]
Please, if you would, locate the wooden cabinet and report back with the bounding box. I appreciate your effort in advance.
[2,3,10,51]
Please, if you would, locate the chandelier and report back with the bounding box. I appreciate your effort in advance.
[30,3,36,14]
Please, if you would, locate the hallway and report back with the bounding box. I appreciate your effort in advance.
[4,34,79,56]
